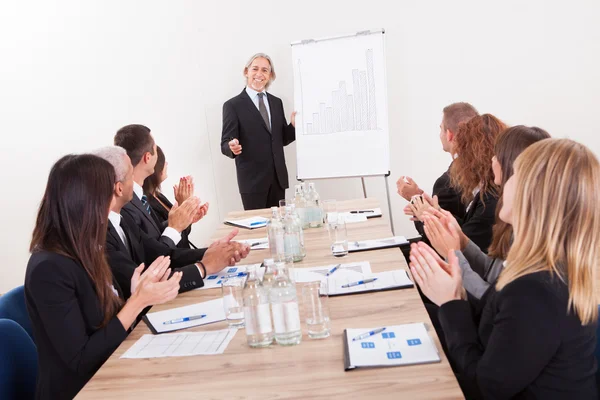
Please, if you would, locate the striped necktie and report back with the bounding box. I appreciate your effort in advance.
[140,195,152,215]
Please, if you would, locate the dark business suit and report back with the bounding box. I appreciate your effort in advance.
[439,271,597,399]
[106,213,204,299]
[460,190,498,253]
[221,88,296,210]
[25,251,128,400]
[147,191,196,249]
[415,166,466,241]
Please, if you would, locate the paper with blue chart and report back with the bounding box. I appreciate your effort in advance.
[199,263,264,290]
[344,323,440,370]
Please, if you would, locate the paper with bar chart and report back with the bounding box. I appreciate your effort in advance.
[292,31,390,180]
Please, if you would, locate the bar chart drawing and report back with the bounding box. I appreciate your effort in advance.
[297,49,381,135]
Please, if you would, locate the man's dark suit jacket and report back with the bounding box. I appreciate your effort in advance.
[106,213,204,299]
[220,89,296,194]
[25,251,128,400]
[415,167,466,240]
[147,191,195,249]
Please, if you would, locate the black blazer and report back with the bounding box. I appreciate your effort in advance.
[25,251,128,400]
[439,271,597,399]
[106,214,205,299]
[122,193,175,248]
[461,190,498,253]
[221,89,295,194]
[415,167,466,239]
[147,191,195,249]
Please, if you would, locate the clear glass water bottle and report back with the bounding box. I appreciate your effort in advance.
[283,206,304,262]
[267,207,285,261]
[290,204,306,258]
[242,265,273,348]
[269,262,302,346]
[307,182,323,228]
[261,258,276,289]
[294,185,309,229]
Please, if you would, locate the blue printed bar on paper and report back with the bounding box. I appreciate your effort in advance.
[407,338,422,346]
[361,342,375,349]
[387,351,402,359]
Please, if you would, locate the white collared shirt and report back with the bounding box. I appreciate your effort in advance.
[108,211,129,250]
[245,86,271,127]
[132,182,181,245]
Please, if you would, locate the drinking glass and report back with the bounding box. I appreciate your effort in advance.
[302,281,331,339]
[322,199,338,227]
[221,276,246,327]
[329,215,348,257]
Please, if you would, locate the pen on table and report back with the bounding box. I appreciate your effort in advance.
[326,264,341,276]
[224,272,248,278]
[250,221,266,226]
[352,327,387,341]
[349,210,375,214]
[162,314,207,325]
[341,278,378,288]
[250,241,267,247]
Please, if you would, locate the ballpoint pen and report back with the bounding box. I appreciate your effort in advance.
[326,264,341,276]
[341,278,378,288]
[250,241,267,247]
[224,272,248,278]
[349,210,374,214]
[162,314,207,325]
[352,327,387,341]
[250,221,266,226]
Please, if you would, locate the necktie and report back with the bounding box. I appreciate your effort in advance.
[140,195,152,215]
[257,92,271,131]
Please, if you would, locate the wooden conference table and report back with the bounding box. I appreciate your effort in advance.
[78,199,463,399]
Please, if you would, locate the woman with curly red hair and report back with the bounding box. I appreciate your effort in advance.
[447,114,507,252]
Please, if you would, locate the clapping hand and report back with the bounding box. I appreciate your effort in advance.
[397,176,423,201]
[192,202,210,224]
[173,176,194,205]
[130,256,171,295]
[409,242,463,306]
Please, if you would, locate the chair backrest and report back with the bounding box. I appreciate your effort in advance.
[0,319,37,400]
[0,286,34,342]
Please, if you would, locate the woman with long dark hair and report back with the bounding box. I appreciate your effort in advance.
[25,154,182,399]
[143,146,209,249]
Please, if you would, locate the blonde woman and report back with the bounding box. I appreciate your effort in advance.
[409,139,598,399]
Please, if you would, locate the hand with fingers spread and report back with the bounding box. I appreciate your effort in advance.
[168,196,200,232]
[192,202,210,224]
[130,256,172,294]
[131,267,182,307]
[202,241,250,275]
[423,214,461,257]
[173,176,194,205]
[397,176,424,201]
[409,194,436,222]
[427,208,469,249]
[409,242,463,306]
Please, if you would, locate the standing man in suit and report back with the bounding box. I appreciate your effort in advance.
[221,53,297,210]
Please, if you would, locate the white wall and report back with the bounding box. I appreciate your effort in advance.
[1,0,599,293]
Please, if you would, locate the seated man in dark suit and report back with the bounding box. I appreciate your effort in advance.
[397,102,479,240]
[94,146,248,299]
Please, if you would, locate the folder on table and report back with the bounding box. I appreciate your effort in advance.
[322,269,413,297]
[343,322,440,371]
[348,236,408,253]
[224,216,269,230]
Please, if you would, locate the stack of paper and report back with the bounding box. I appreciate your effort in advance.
[224,216,269,229]
[323,269,413,296]
[121,329,238,359]
[143,298,226,333]
[348,236,408,253]
[343,322,440,370]
[199,263,263,290]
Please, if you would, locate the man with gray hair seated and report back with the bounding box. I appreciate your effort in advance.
[220,53,297,210]
[93,146,250,298]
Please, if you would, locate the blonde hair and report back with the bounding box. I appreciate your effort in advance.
[243,53,276,89]
[497,139,600,325]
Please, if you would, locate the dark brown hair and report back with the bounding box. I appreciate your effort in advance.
[488,126,551,258]
[450,114,507,204]
[114,124,154,167]
[30,154,122,327]
[143,145,166,196]
[442,102,479,133]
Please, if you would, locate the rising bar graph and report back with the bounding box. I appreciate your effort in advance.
[299,49,379,135]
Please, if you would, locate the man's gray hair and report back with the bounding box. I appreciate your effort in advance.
[92,146,129,183]
[244,53,276,89]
